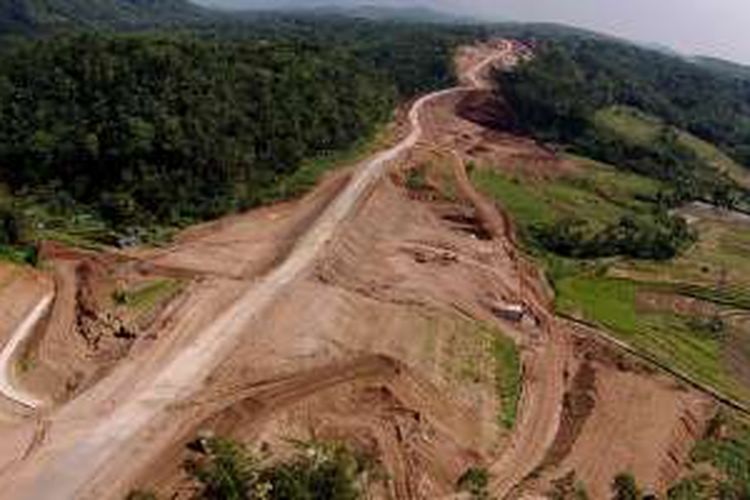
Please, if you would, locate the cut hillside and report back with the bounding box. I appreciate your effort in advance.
[398,74,714,499]
[0,34,733,500]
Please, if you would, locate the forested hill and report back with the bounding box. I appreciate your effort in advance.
[0,20,479,249]
[0,0,208,33]
[0,34,395,236]
[693,56,750,81]
[496,37,750,207]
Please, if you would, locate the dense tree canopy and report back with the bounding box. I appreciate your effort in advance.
[0,15,483,246]
[0,34,395,231]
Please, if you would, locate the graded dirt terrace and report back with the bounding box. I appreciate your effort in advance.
[0,40,717,500]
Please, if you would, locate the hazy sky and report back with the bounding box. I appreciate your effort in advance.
[199,0,750,64]
[446,0,749,64]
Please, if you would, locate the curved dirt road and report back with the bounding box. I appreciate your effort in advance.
[446,146,568,499]
[0,294,53,409]
[9,49,513,500]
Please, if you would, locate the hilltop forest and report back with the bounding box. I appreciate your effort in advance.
[0,20,480,247]
[3,15,750,254]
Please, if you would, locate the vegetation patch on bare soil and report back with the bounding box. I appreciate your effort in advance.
[491,329,521,430]
[667,411,750,498]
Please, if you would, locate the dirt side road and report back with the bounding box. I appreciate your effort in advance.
[0,294,53,409]
[0,49,513,500]
[0,265,53,411]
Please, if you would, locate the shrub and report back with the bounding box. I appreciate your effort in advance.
[185,437,375,500]
[611,472,639,500]
[533,213,695,261]
[457,467,490,500]
[125,491,157,500]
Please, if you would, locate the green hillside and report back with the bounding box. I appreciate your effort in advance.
[693,55,750,81]
[594,106,750,190]
[0,0,207,33]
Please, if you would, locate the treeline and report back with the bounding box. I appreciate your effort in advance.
[496,41,750,208]
[198,15,484,95]
[533,214,694,261]
[0,34,396,235]
[0,17,483,246]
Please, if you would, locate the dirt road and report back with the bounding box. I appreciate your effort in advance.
[445,148,568,499]
[0,294,53,409]
[5,49,513,500]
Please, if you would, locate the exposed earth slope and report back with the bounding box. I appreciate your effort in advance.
[0,39,731,500]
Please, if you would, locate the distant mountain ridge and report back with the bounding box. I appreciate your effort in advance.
[0,0,476,34]
[301,4,478,24]
[0,0,207,33]
[691,55,750,81]
[210,1,478,24]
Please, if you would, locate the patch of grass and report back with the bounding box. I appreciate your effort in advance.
[447,321,521,430]
[593,106,663,145]
[115,279,182,314]
[679,132,750,189]
[612,216,750,303]
[489,330,521,429]
[556,275,638,331]
[567,155,663,208]
[683,413,750,498]
[542,181,624,228]
[556,274,749,402]
[438,318,521,433]
[595,105,750,189]
[470,161,663,248]
[470,168,556,229]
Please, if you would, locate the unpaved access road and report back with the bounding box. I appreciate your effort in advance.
[7,49,512,500]
[444,148,568,500]
[0,294,53,409]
